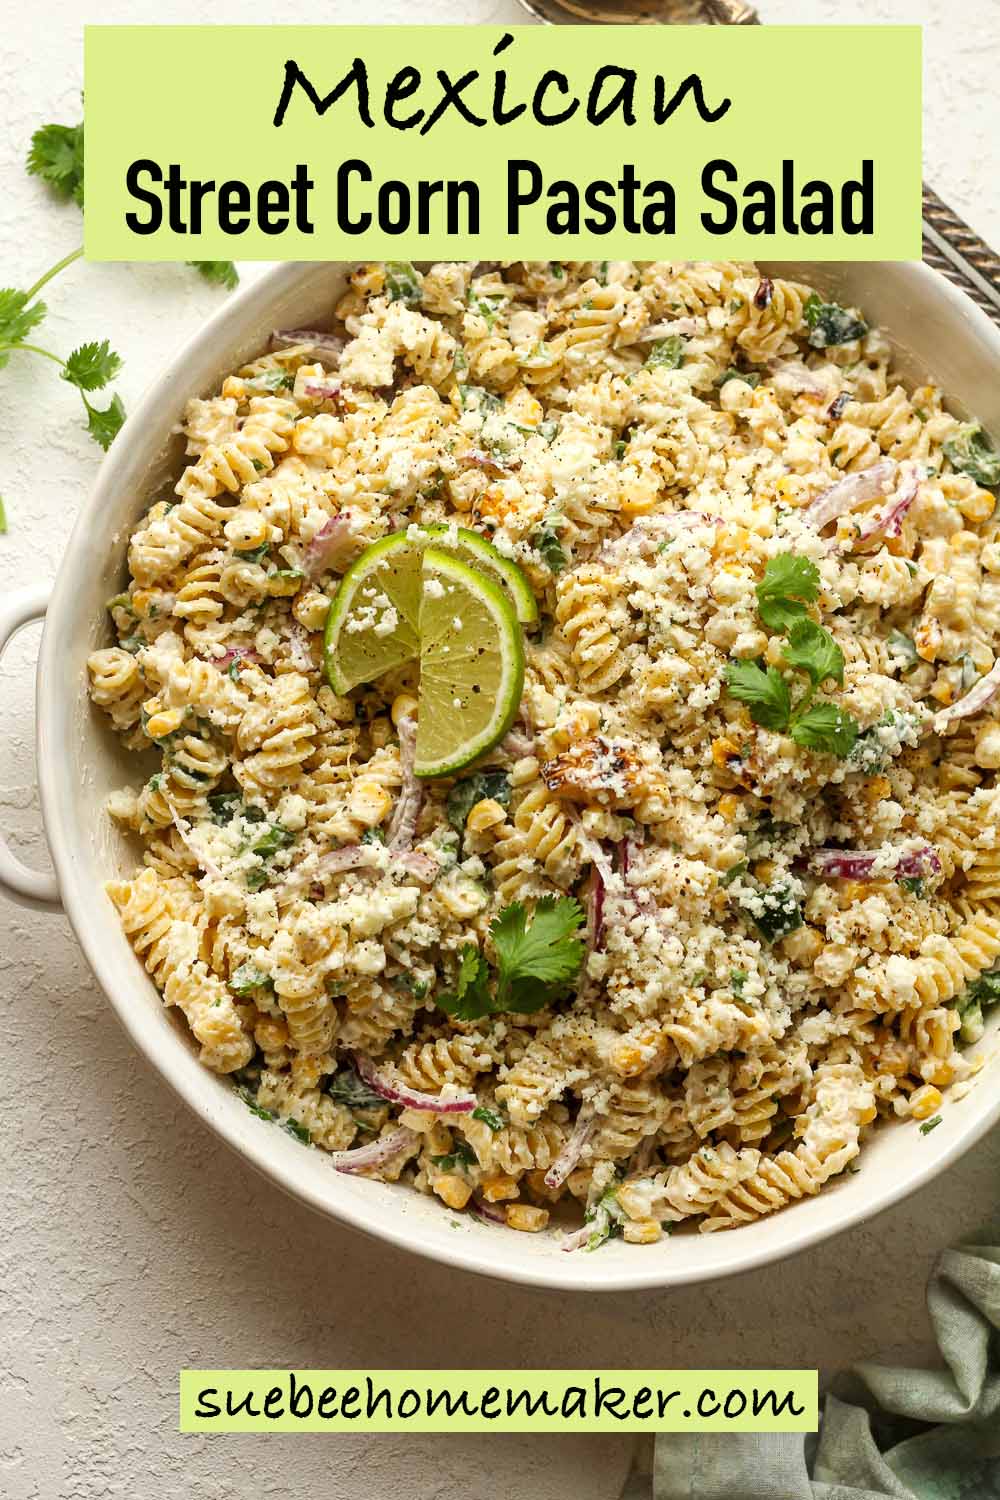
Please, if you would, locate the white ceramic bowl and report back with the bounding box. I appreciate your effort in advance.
[3,260,1000,1292]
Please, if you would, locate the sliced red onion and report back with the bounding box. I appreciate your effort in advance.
[270,328,345,361]
[804,459,897,530]
[353,1053,477,1114]
[331,1127,419,1174]
[586,862,606,954]
[216,646,261,669]
[768,361,829,399]
[390,849,438,884]
[932,658,1000,736]
[469,1194,507,1226]
[545,1107,596,1190]
[276,844,382,899]
[305,511,362,579]
[498,727,536,761]
[811,843,941,881]
[300,377,344,404]
[463,449,519,478]
[387,714,423,851]
[600,511,722,563]
[637,317,698,340]
[852,462,920,544]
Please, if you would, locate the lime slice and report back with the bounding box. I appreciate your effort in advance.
[416,548,525,778]
[324,532,422,694]
[423,524,538,625]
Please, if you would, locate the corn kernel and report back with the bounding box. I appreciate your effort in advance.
[480,1173,519,1203]
[224,510,270,551]
[145,707,185,740]
[506,1204,549,1233]
[434,1174,473,1211]
[293,589,331,632]
[780,925,822,965]
[974,722,1000,770]
[914,620,942,662]
[957,486,996,524]
[711,736,742,771]
[716,793,741,821]
[858,1102,878,1125]
[862,775,892,805]
[391,693,420,727]
[348,780,393,827]
[920,1058,955,1088]
[752,859,778,885]
[910,1084,943,1121]
[466,797,507,834]
[268,570,304,598]
[623,1218,662,1245]
[611,1041,647,1078]
[619,482,659,515]
[839,880,869,905]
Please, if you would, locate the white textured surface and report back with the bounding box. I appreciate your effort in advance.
[2,3,999,1496]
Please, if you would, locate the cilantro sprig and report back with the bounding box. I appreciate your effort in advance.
[437,897,585,1022]
[2,112,238,529]
[726,553,859,758]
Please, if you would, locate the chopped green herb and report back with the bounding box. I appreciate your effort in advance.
[237,1086,276,1123]
[887,630,919,669]
[919,1115,942,1135]
[730,968,748,996]
[743,881,803,944]
[645,335,684,370]
[721,861,748,887]
[472,1105,505,1132]
[532,522,567,575]
[384,261,423,305]
[250,822,294,859]
[394,971,430,999]
[430,1142,478,1172]
[187,261,240,290]
[233,543,270,565]
[284,1118,312,1145]
[230,963,272,996]
[943,423,1000,488]
[328,1067,386,1111]
[447,770,511,838]
[803,294,868,349]
[717,368,760,388]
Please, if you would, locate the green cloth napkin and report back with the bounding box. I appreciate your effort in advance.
[627,1245,1000,1499]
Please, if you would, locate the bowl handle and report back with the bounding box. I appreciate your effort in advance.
[0,587,62,911]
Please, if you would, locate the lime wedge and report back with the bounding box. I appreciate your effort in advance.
[422,524,538,625]
[416,548,525,778]
[324,532,422,694]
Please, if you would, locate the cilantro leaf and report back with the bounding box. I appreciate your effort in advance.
[919,1115,942,1136]
[803,294,867,349]
[328,1067,386,1111]
[436,944,493,1022]
[532,521,567,575]
[187,260,240,291]
[492,897,585,1012]
[756,553,820,632]
[27,121,85,207]
[782,618,845,688]
[717,367,760,388]
[82,392,125,451]
[384,261,423,305]
[62,340,122,392]
[472,1105,504,1132]
[645,336,684,370]
[790,703,859,758]
[0,288,46,348]
[943,423,1000,489]
[725,660,791,732]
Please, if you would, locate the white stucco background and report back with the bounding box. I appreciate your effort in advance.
[2,2,999,1496]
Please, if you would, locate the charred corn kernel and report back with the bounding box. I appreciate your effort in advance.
[910,1084,943,1121]
[753,859,778,885]
[781,925,823,964]
[717,793,741,820]
[268,569,304,598]
[224,510,270,551]
[391,693,419,727]
[368,715,392,749]
[467,797,507,833]
[863,775,892,805]
[623,1218,662,1245]
[914,620,943,662]
[145,706,186,739]
[921,1058,956,1088]
[712,736,742,771]
[348,780,393,826]
[957,486,996,524]
[434,1174,473,1211]
[506,1204,549,1233]
[292,589,330,632]
[480,1173,519,1203]
[611,1041,648,1078]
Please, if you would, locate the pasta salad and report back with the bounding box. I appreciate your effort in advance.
[88,259,1000,1249]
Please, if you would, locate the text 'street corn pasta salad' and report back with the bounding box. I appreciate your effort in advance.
[88,260,1000,1250]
